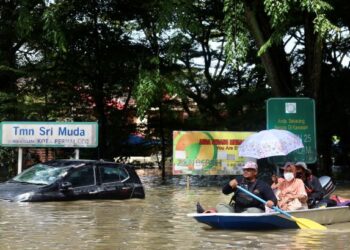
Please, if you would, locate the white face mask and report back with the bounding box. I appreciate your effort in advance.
[284,172,294,181]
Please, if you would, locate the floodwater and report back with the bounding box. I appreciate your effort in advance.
[1,177,350,250]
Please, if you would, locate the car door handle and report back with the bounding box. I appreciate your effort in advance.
[89,190,99,194]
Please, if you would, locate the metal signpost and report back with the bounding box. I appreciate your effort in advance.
[266,98,317,164]
[0,121,98,173]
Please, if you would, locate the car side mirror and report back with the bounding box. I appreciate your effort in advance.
[60,181,73,192]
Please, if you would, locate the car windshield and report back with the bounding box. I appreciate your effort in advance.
[13,163,70,185]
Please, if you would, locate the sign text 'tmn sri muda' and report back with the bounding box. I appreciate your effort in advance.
[0,122,98,148]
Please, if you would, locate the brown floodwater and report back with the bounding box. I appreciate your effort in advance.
[1,177,350,250]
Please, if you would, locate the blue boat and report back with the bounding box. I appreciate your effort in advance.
[188,206,350,230]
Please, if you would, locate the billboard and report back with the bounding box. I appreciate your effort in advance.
[173,131,254,175]
[0,121,98,148]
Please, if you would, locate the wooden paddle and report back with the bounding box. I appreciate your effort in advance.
[236,185,327,230]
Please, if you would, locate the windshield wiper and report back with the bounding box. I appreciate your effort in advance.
[8,179,23,183]
[9,180,46,185]
[8,180,32,184]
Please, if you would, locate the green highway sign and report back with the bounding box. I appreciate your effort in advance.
[266,98,317,163]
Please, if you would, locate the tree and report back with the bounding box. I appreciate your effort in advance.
[36,0,152,158]
[0,0,46,120]
[3,0,350,179]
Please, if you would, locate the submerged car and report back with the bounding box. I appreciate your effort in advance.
[0,159,145,202]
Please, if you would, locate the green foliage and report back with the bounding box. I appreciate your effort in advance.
[262,0,337,53]
[0,92,19,120]
[135,67,185,118]
[224,0,338,59]
[0,65,25,78]
[0,148,17,179]
[257,28,285,57]
[16,0,45,38]
[263,0,290,28]
[135,70,161,117]
[1,0,350,172]
[43,4,67,53]
[223,0,250,68]
[313,13,339,37]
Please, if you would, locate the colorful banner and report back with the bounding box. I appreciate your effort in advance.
[173,131,254,175]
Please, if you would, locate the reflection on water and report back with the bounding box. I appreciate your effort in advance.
[1,178,350,249]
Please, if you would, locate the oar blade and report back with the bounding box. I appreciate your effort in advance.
[291,216,327,230]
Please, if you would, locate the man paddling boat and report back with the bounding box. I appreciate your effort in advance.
[220,161,277,213]
[198,161,277,213]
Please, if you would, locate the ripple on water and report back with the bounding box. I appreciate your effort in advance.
[1,184,350,249]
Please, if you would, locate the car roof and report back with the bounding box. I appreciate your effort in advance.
[41,159,118,168]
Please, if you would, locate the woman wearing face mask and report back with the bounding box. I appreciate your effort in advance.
[275,162,308,211]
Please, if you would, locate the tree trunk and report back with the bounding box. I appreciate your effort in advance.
[304,13,323,101]
[244,1,294,97]
[91,0,107,159]
[159,103,166,181]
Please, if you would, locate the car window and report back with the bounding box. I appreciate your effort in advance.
[65,166,95,187]
[100,165,129,183]
[13,164,69,185]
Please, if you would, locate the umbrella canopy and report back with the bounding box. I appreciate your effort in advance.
[238,129,304,159]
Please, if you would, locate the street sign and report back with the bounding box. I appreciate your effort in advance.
[266,98,317,163]
[0,121,98,148]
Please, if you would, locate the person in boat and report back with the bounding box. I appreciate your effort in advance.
[295,161,324,208]
[275,162,308,211]
[330,195,350,206]
[271,174,284,195]
[217,161,277,213]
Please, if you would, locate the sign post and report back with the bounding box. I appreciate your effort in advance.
[266,98,317,164]
[0,121,98,173]
[18,147,23,174]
